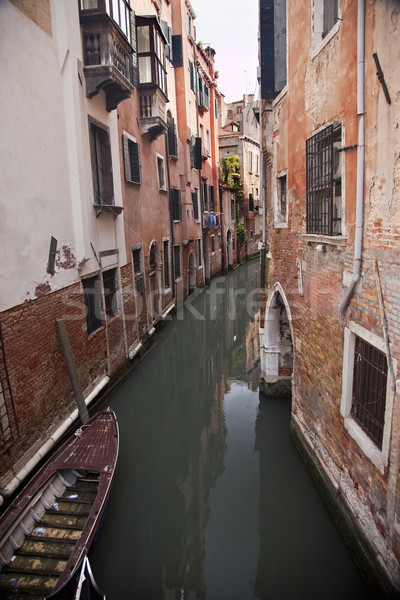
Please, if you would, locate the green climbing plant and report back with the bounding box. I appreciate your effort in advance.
[221,155,246,246]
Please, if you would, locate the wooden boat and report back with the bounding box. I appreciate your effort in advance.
[46,555,105,600]
[0,408,118,599]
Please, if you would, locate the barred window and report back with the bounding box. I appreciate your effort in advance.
[306,124,342,235]
[352,337,388,449]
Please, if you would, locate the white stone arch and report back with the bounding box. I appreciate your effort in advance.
[260,282,294,397]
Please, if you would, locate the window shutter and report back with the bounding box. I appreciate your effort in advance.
[130,140,141,183]
[189,60,196,92]
[130,10,138,87]
[123,135,141,184]
[161,20,171,61]
[171,188,181,221]
[194,137,202,170]
[192,191,199,220]
[123,135,131,181]
[172,35,183,67]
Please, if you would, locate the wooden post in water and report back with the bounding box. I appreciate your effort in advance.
[56,318,89,424]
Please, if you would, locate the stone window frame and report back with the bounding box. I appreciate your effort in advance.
[341,322,396,473]
[311,0,341,58]
[274,170,288,229]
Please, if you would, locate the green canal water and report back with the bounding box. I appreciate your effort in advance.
[91,260,379,600]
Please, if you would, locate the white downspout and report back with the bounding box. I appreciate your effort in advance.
[340,0,365,315]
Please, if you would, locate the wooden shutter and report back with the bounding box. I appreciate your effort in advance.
[172,35,183,67]
[194,137,202,170]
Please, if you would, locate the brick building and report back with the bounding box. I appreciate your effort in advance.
[219,94,262,261]
[0,0,228,504]
[259,0,400,591]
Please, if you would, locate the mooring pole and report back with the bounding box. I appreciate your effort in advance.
[56,318,89,425]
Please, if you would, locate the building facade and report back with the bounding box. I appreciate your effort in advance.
[0,0,230,503]
[259,0,400,591]
[219,94,262,262]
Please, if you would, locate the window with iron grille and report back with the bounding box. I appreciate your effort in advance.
[82,275,102,335]
[306,124,342,235]
[352,336,388,449]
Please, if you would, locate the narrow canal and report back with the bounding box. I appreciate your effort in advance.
[91,260,377,600]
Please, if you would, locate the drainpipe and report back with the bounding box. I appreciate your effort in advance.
[340,0,365,315]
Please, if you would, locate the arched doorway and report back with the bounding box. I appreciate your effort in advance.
[148,241,161,321]
[260,283,293,398]
[226,229,233,269]
[188,251,196,294]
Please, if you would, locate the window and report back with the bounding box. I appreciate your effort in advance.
[136,17,167,96]
[171,187,181,221]
[206,130,210,156]
[231,197,235,220]
[215,98,220,118]
[81,0,131,43]
[190,135,202,170]
[89,119,114,206]
[157,155,166,190]
[255,154,259,175]
[163,240,170,289]
[187,11,192,36]
[341,324,395,471]
[275,174,287,225]
[203,182,208,211]
[249,192,254,212]
[323,0,339,37]
[352,337,387,449]
[174,244,181,279]
[313,0,340,51]
[209,185,215,211]
[132,246,145,293]
[197,76,210,110]
[249,150,253,173]
[306,124,342,235]
[102,268,119,319]
[198,238,202,267]
[82,275,102,335]
[167,113,177,157]
[211,235,215,253]
[192,188,200,221]
[122,133,141,184]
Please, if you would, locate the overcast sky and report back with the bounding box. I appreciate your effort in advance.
[192,0,259,103]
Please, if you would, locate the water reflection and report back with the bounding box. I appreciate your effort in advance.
[91,261,373,600]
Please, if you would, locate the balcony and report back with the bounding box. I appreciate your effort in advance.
[139,89,167,141]
[79,3,134,112]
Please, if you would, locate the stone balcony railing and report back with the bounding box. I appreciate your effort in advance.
[80,11,134,111]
